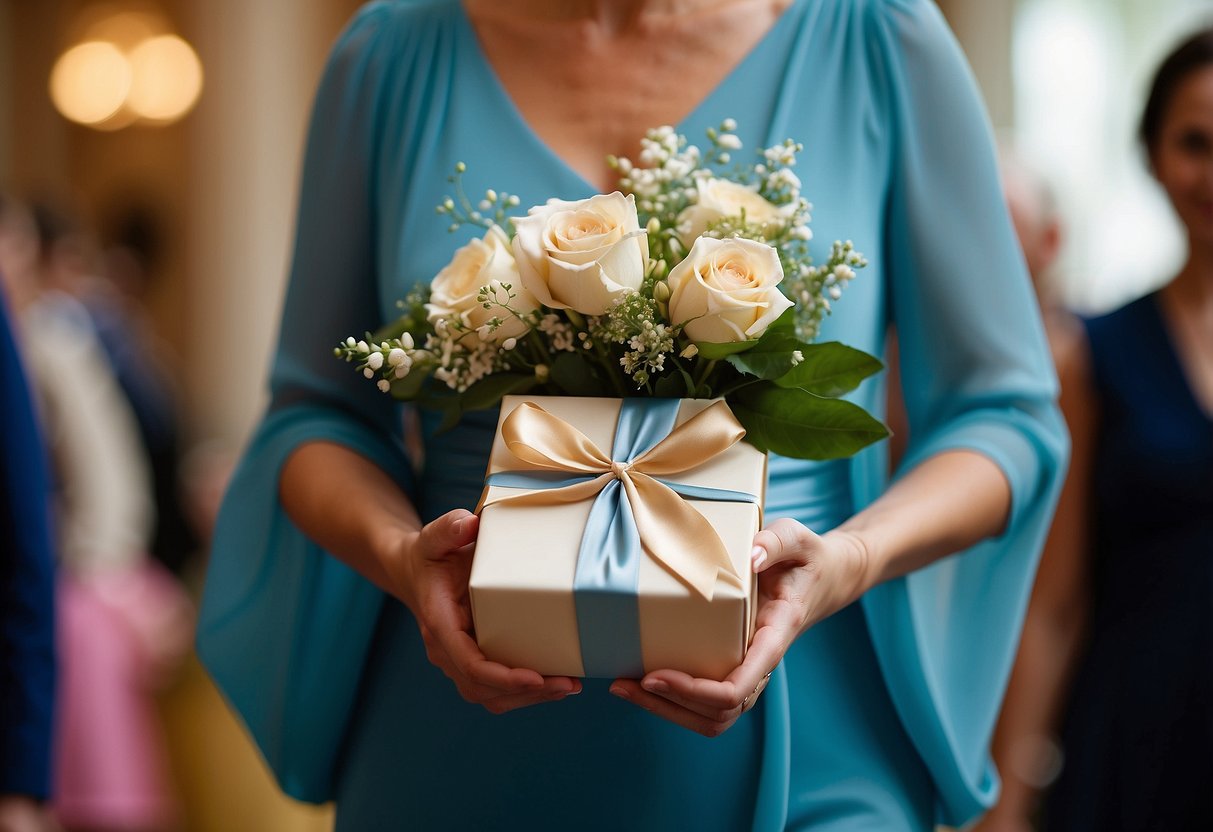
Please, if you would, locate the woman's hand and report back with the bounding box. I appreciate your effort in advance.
[394,509,581,712]
[609,518,869,736]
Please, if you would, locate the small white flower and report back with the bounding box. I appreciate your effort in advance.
[363,367,374,379]
[716,133,742,151]
[377,379,391,393]
[401,332,415,350]
[722,118,737,131]
[833,264,855,281]
[345,336,356,347]
[388,348,406,367]
[394,366,408,379]
[534,364,549,381]
[790,225,813,241]
[367,351,384,370]
[791,350,804,366]
[502,337,517,350]
[357,340,370,353]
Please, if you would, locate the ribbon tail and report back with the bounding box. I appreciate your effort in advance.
[623,473,743,602]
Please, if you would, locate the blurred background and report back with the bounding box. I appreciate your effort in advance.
[0,0,1210,830]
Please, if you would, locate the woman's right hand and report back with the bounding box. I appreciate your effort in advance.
[393,508,582,712]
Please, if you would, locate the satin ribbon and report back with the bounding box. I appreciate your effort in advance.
[479,398,756,677]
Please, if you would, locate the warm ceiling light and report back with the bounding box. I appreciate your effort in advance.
[126,34,203,124]
[49,40,132,125]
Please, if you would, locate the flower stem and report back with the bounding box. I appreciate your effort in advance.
[595,341,629,397]
[693,358,718,396]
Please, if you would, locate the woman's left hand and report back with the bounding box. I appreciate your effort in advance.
[609,518,869,736]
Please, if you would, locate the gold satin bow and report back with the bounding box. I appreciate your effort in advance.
[479,400,748,601]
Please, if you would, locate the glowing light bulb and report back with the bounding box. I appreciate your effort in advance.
[127,34,204,124]
[49,40,132,125]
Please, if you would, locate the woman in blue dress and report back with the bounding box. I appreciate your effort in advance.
[198,2,1066,829]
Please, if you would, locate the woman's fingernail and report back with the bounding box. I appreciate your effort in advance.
[642,679,669,694]
[610,685,629,700]
[751,546,767,570]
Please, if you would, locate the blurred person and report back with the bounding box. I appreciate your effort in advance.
[38,201,199,576]
[0,221,59,832]
[976,28,1213,832]
[968,160,1095,832]
[198,2,1065,830]
[0,196,190,832]
[1038,27,1213,831]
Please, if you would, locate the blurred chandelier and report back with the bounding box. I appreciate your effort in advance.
[49,5,203,130]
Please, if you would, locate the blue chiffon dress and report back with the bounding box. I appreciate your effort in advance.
[197,1,1067,829]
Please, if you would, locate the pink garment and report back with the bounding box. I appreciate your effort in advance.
[53,561,192,830]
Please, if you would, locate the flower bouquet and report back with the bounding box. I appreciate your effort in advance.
[336,120,886,460]
[336,121,887,679]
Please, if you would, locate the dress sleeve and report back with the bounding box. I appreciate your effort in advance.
[853,1,1069,825]
[196,3,416,804]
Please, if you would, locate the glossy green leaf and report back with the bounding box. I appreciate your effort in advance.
[730,384,888,460]
[549,352,609,396]
[724,334,809,380]
[773,342,884,397]
[388,368,427,400]
[694,339,759,359]
[460,373,537,411]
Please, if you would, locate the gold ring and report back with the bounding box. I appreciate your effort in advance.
[741,671,773,712]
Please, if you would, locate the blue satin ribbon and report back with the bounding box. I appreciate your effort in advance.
[484,398,758,678]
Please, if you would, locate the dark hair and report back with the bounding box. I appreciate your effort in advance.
[1140,27,1213,155]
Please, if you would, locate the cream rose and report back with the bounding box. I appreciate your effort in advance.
[677,178,795,248]
[511,192,647,316]
[667,236,794,343]
[426,226,538,344]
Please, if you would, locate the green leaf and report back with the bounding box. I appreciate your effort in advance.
[694,339,759,359]
[388,369,427,400]
[774,342,884,397]
[761,306,796,337]
[730,384,889,460]
[724,334,808,380]
[653,369,690,397]
[371,314,422,343]
[418,396,462,434]
[549,352,609,396]
[460,373,537,411]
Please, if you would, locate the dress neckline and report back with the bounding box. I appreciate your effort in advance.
[453,0,807,196]
[1145,292,1213,425]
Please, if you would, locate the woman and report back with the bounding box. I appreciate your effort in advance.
[198,1,1066,829]
[981,28,1213,832]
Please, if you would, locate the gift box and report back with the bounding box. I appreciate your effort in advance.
[469,395,766,681]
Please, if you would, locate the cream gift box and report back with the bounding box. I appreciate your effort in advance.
[469,395,766,681]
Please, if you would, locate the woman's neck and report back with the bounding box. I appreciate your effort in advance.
[1173,234,1213,301]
